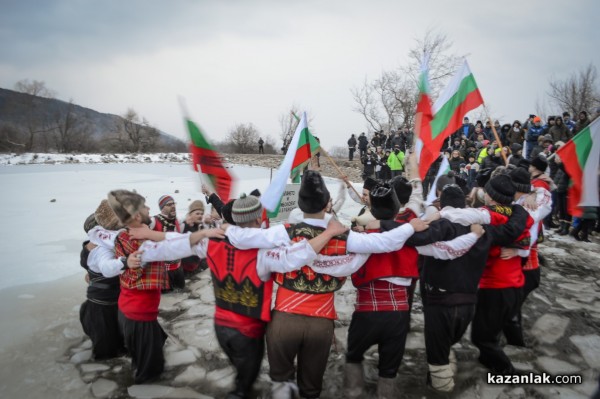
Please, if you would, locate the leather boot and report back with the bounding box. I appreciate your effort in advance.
[343,363,364,399]
[558,221,570,235]
[377,377,396,399]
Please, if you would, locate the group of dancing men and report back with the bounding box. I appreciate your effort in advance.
[78,150,552,399]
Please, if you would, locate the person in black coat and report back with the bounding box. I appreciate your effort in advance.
[358,132,369,158]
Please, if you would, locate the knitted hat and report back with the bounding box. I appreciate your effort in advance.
[533,116,542,123]
[232,194,262,224]
[188,200,205,215]
[83,213,98,233]
[543,134,553,143]
[485,175,516,205]
[369,183,400,220]
[440,184,466,209]
[298,171,330,213]
[363,177,378,192]
[107,190,146,224]
[517,158,531,170]
[390,176,412,205]
[158,195,175,210]
[509,167,531,193]
[249,188,261,197]
[222,199,237,225]
[95,199,122,230]
[510,143,522,153]
[531,155,548,172]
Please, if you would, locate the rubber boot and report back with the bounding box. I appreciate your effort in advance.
[377,377,396,399]
[343,363,364,399]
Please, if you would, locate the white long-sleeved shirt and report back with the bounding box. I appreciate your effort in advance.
[400,178,424,217]
[440,205,531,257]
[226,216,479,285]
[86,226,191,277]
[138,231,319,282]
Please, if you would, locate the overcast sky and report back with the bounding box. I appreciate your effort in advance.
[1,0,599,150]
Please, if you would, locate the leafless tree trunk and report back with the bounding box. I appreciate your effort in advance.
[548,64,600,116]
[53,101,80,153]
[278,105,315,152]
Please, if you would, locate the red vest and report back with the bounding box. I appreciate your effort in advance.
[479,205,532,289]
[273,223,347,294]
[153,215,181,271]
[273,223,348,320]
[352,230,418,287]
[206,239,272,322]
[531,177,550,191]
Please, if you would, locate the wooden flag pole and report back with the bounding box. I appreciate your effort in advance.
[320,146,362,199]
[484,105,508,164]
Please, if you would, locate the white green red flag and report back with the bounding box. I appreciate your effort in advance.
[186,118,233,202]
[556,117,600,217]
[414,53,436,180]
[418,59,483,178]
[261,112,320,217]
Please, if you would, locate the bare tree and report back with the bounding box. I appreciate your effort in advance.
[14,79,56,98]
[53,100,91,153]
[352,29,462,134]
[278,105,316,152]
[113,108,159,152]
[226,123,260,153]
[548,64,600,117]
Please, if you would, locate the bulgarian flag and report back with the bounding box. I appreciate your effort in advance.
[556,117,600,217]
[414,53,436,180]
[419,59,483,178]
[186,118,233,202]
[261,112,320,217]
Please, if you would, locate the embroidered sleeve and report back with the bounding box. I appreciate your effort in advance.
[226,225,290,249]
[256,240,317,281]
[416,232,478,260]
[309,253,370,277]
[347,223,415,254]
[139,232,194,262]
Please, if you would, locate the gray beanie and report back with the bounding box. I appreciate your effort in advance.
[232,194,262,224]
[107,189,146,224]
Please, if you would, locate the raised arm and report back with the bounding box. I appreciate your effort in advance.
[225,224,290,249]
[346,218,429,254]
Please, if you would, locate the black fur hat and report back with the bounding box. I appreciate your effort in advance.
[440,184,466,209]
[223,199,239,225]
[363,177,379,192]
[389,176,412,205]
[476,168,493,188]
[531,155,548,173]
[485,175,516,205]
[369,183,400,220]
[298,171,330,213]
[509,167,531,194]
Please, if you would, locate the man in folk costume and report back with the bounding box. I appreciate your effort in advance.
[79,200,127,360]
[108,189,222,384]
[205,195,348,399]
[265,171,359,399]
[502,167,552,346]
[395,185,530,392]
[152,194,184,290]
[439,175,533,374]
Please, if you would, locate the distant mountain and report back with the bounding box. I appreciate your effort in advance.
[0,88,186,153]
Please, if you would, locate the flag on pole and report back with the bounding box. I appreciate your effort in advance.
[261,112,320,217]
[426,156,450,205]
[185,118,233,202]
[418,59,484,178]
[414,53,436,181]
[555,117,600,217]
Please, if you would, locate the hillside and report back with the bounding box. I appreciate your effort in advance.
[0,88,186,153]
